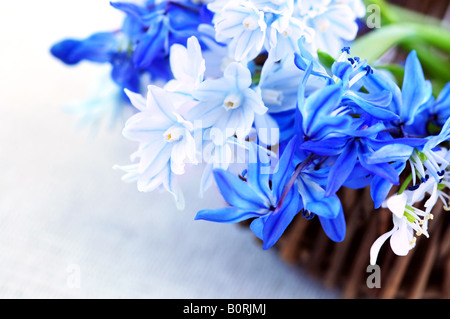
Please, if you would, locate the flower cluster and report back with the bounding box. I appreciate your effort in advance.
[51,0,450,263]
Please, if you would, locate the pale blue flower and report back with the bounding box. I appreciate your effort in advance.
[252,0,294,14]
[212,0,267,62]
[116,85,199,209]
[258,53,308,113]
[164,36,206,97]
[267,14,314,61]
[305,4,360,57]
[187,61,268,142]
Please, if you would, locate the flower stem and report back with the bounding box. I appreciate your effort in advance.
[274,153,316,214]
[398,173,413,194]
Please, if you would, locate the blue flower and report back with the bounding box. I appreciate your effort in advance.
[51,0,215,95]
[295,48,433,208]
[295,157,347,242]
[110,0,213,74]
[363,50,433,130]
[196,140,301,250]
[50,31,142,94]
[296,62,353,141]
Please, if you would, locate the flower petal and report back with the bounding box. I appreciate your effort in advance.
[213,168,268,210]
[195,207,265,223]
[318,205,346,242]
[401,50,433,125]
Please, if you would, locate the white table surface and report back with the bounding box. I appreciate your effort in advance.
[0,0,340,299]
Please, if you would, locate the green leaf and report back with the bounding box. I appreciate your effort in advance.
[317,49,336,69]
[351,24,416,63]
[352,23,450,64]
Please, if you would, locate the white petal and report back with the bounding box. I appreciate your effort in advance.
[390,218,412,256]
[147,85,178,122]
[370,225,397,265]
[223,62,253,90]
[124,89,147,111]
[385,193,407,219]
[244,88,268,115]
[253,113,280,146]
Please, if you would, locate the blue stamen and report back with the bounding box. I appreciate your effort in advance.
[302,210,315,220]
[408,184,421,191]
[341,47,350,54]
[438,170,445,176]
[348,57,354,64]
[363,65,373,75]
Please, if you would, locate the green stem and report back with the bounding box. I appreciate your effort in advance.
[398,173,413,195]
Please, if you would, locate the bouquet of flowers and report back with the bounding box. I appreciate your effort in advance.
[50,0,450,295]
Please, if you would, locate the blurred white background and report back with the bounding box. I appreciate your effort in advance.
[0,1,339,298]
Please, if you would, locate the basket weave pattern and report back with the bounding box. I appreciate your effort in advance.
[276,187,450,299]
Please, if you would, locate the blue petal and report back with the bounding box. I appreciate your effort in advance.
[343,91,399,121]
[365,143,414,164]
[270,110,296,142]
[247,143,272,201]
[213,169,268,210]
[366,137,427,149]
[110,1,152,20]
[167,3,205,32]
[370,162,406,209]
[50,32,118,65]
[401,50,433,125]
[262,190,301,250]
[299,137,348,156]
[133,21,168,69]
[111,53,141,92]
[318,205,346,242]
[326,140,358,196]
[357,143,400,185]
[195,207,264,223]
[294,37,332,82]
[299,83,352,141]
[297,176,341,219]
[433,82,450,126]
[331,61,353,84]
[271,137,298,199]
[362,69,402,117]
[343,163,373,189]
[249,217,265,240]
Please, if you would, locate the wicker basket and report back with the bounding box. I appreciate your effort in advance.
[269,0,450,299]
[275,187,450,299]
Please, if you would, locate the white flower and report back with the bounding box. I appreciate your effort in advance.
[187,61,268,142]
[164,36,206,97]
[115,85,199,209]
[212,0,267,62]
[369,184,438,265]
[306,4,359,57]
